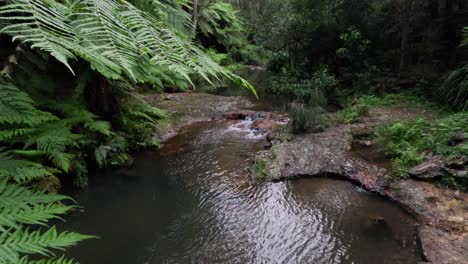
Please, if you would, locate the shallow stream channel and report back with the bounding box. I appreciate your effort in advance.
[61,117,422,263]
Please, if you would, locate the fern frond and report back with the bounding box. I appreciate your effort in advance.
[0,152,57,183]
[0,0,78,73]
[18,255,78,264]
[83,120,112,136]
[24,124,81,153]
[0,81,56,126]
[0,0,254,91]
[0,128,36,142]
[46,152,74,173]
[0,227,94,263]
[0,181,70,210]
[0,203,73,230]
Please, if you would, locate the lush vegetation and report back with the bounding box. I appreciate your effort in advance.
[0,0,257,262]
[230,0,467,186]
[0,0,467,261]
[376,112,467,168]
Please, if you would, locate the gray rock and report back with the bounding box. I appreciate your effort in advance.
[409,157,445,180]
[445,156,468,168]
[448,132,465,146]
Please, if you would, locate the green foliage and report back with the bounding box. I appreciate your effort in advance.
[439,64,468,111]
[336,26,370,68]
[0,80,123,186]
[289,102,328,134]
[0,0,254,93]
[0,82,56,127]
[0,152,57,183]
[268,67,336,102]
[253,157,267,177]
[130,0,192,36]
[375,112,468,177]
[0,181,93,263]
[198,1,245,48]
[335,93,439,124]
[336,104,368,124]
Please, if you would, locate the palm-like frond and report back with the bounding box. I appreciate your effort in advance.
[0,227,94,263]
[0,181,92,263]
[0,0,254,92]
[0,81,56,126]
[18,255,78,264]
[0,152,57,183]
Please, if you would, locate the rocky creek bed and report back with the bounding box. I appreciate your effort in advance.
[146,92,467,264]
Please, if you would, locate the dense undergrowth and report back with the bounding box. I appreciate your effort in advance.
[0,0,261,262]
[0,0,467,262]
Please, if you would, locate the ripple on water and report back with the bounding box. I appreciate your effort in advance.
[60,121,421,264]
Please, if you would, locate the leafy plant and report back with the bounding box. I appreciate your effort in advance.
[439,64,468,111]
[375,112,468,177]
[289,102,328,134]
[0,180,94,263]
[0,0,254,93]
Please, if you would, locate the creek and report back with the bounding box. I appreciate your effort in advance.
[61,118,421,263]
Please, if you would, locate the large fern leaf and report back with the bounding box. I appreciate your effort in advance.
[0,152,57,183]
[0,227,94,263]
[0,0,255,91]
[0,0,78,73]
[0,181,92,263]
[18,255,78,264]
[0,81,56,126]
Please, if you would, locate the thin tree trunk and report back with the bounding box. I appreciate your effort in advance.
[192,0,199,35]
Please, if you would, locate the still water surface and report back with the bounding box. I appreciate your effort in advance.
[62,121,421,264]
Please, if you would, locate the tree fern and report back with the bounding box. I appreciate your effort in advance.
[0,0,255,92]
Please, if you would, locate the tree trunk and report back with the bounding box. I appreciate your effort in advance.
[192,0,199,35]
[399,23,410,75]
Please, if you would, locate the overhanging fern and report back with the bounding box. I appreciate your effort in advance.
[0,0,255,93]
[0,181,94,263]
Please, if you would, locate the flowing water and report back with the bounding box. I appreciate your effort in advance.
[62,120,422,264]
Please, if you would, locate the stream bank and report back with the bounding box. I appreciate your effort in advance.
[143,90,467,263]
[254,104,468,264]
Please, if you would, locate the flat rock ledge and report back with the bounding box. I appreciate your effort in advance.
[145,92,255,142]
[255,106,468,264]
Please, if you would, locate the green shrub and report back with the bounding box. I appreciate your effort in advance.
[253,158,267,177]
[268,67,336,103]
[289,102,328,134]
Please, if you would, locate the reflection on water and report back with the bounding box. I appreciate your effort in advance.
[61,122,420,264]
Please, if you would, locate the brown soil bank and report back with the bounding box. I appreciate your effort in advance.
[255,105,468,264]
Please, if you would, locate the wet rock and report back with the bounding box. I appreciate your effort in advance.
[445,156,468,168]
[223,110,289,137]
[145,92,255,142]
[447,169,468,179]
[408,157,445,180]
[352,139,373,147]
[222,112,247,120]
